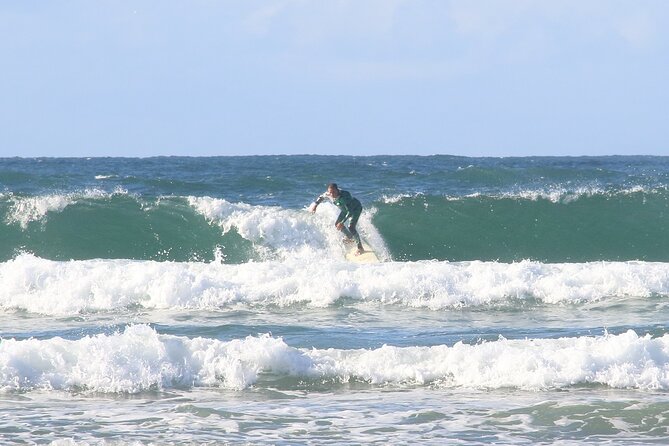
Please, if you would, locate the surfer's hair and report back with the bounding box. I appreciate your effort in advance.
[327,183,339,190]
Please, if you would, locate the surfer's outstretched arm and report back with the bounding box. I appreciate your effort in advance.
[309,194,327,213]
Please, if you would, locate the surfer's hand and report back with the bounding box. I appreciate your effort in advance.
[336,222,344,230]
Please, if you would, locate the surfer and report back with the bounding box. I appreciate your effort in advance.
[310,183,364,255]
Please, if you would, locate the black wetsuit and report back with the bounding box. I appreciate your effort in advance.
[315,190,363,249]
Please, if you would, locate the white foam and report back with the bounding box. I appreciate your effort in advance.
[188,196,390,261]
[7,194,75,228]
[1,325,668,393]
[308,329,669,390]
[1,254,668,315]
[378,185,667,205]
[6,189,128,229]
[449,185,665,204]
[381,193,421,204]
[188,196,326,255]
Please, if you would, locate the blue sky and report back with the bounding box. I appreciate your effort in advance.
[1,1,668,157]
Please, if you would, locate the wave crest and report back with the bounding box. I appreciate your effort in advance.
[4,188,128,229]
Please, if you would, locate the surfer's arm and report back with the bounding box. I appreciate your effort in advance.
[335,209,350,226]
[309,194,328,213]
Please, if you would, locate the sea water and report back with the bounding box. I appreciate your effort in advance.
[1,155,668,444]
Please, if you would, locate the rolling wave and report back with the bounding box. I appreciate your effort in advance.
[1,325,667,393]
[1,253,668,315]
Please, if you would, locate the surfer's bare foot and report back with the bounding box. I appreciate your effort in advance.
[355,248,364,255]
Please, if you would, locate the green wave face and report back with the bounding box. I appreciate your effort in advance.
[0,195,255,263]
[373,191,669,262]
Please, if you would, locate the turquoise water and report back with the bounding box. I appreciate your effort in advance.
[2,156,668,263]
[1,155,669,444]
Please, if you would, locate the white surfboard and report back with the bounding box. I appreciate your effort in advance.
[345,239,380,263]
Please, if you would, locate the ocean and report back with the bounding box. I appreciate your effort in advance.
[1,155,668,445]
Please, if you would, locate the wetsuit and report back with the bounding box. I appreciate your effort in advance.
[315,190,363,250]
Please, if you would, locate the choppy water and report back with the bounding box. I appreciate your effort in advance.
[1,155,669,444]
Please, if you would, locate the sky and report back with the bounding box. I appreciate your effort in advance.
[1,0,668,157]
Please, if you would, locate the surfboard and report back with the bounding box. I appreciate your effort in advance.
[345,239,380,263]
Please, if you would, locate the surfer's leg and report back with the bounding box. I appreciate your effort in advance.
[340,225,354,240]
[348,208,363,252]
[335,210,354,241]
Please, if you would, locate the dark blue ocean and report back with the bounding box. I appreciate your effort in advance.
[1,155,669,444]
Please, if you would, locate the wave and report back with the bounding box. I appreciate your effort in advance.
[375,188,669,262]
[0,193,388,263]
[1,325,667,393]
[1,254,668,315]
[1,186,668,263]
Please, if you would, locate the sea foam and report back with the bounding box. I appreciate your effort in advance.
[1,325,668,393]
[1,254,668,315]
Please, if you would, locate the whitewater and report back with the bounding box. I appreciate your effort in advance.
[1,155,669,444]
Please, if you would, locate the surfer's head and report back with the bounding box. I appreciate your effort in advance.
[327,183,340,198]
